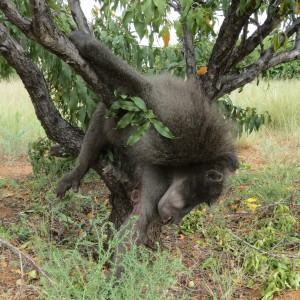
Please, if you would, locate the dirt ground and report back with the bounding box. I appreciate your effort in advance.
[0,156,37,299]
[0,153,299,300]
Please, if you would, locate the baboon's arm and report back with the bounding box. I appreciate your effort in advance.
[56,104,111,198]
[69,31,152,98]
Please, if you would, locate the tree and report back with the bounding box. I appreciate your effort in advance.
[0,0,300,244]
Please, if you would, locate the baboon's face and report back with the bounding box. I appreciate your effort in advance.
[157,168,224,224]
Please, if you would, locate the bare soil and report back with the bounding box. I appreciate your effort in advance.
[0,153,299,300]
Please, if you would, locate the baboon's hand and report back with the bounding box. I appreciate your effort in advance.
[56,173,80,199]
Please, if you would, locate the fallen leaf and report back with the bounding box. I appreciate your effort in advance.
[87,212,94,219]
[179,234,186,240]
[19,242,29,249]
[196,239,206,247]
[15,269,22,275]
[245,197,259,203]
[28,269,38,280]
[2,261,8,268]
[16,279,24,285]
[238,185,250,190]
[247,203,262,213]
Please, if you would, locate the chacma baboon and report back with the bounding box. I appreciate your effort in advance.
[57,31,238,241]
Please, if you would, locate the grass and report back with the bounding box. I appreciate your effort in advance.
[0,79,299,299]
[231,80,300,134]
[0,78,45,157]
[231,80,300,166]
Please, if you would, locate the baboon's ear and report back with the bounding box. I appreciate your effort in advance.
[206,170,223,182]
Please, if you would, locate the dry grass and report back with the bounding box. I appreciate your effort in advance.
[231,80,300,134]
[232,80,300,165]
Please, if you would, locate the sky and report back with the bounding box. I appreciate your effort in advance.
[81,1,94,21]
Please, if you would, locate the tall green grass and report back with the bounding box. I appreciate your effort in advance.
[0,79,45,157]
[231,80,300,134]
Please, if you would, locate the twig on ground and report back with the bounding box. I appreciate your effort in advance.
[228,231,300,258]
[19,251,24,280]
[271,237,286,251]
[228,231,268,254]
[0,238,56,287]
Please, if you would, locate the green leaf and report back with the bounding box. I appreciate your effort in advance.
[78,107,87,125]
[134,20,147,39]
[127,121,150,146]
[116,111,135,128]
[186,11,196,34]
[152,8,162,32]
[282,32,288,48]
[122,9,133,26]
[142,0,153,24]
[28,270,39,280]
[58,213,74,224]
[131,96,147,111]
[146,110,155,119]
[107,149,114,162]
[153,0,166,15]
[111,100,140,111]
[152,120,175,139]
[174,20,183,38]
[180,0,193,20]
[132,113,145,125]
[273,32,280,52]
[59,62,72,83]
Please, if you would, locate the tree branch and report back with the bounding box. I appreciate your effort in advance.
[225,12,282,71]
[267,48,300,67]
[182,24,196,78]
[0,237,56,287]
[67,0,91,34]
[226,14,300,73]
[0,1,34,38]
[215,47,300,99]
[29,0,57,41]
[286,17,300,37]
[167,0,180,13]
[205,0,260,85]
[228,231,268,254]
[0,23,84,154]
[296,26,300,49]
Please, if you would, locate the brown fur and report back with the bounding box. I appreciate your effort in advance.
[57,31,239,241]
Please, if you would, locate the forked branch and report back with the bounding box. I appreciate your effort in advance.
[216,47,300,99]
[225,12,282,70]
[206,0,260,84]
